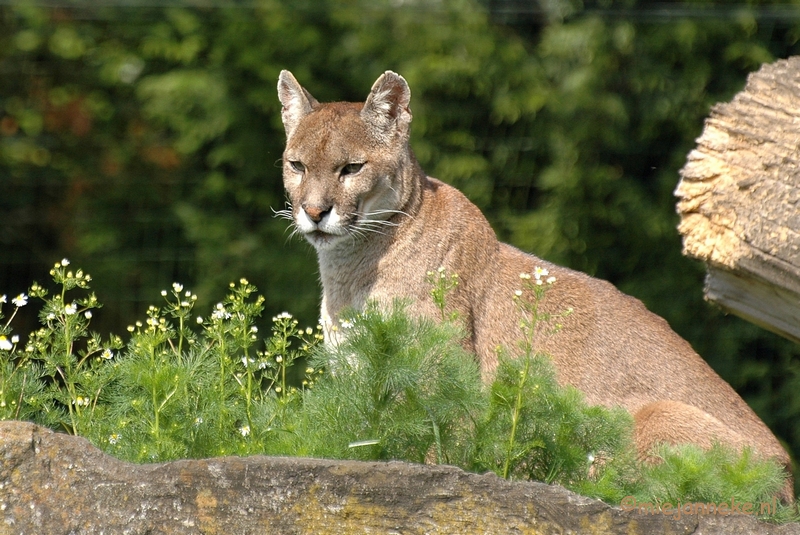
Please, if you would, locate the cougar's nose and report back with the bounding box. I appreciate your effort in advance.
[302,204,332,223]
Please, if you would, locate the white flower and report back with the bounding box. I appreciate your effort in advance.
[275,312,292,320]
[172,283,183,293]
[194,417,203,426]
[0,295,6,304]
[212,303,231,321]
[101,349,114,360]
[514,290,523,297]
[0,336,12,351]
[533,266,549,280]
[196,316,204,324]
[519,272,531,280]
[64,303,77,315]
[546,276,556,285]
[11,294,28,307]
[160,290,168,297]
[84,311,92,319]
[11,335,19,344]
[108,433,120,445]
[340,319,354,329]
[239,425,250,437]
[61,258,70,266]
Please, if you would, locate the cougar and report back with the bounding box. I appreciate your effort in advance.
[277,70,792,499]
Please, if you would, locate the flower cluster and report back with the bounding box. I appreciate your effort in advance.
[210,303,232,321]
[161,283,198,307]
[1,292,29,352]
[49,258,92,290]
[0,260,326,463]
[427,266,459,321]
[514,267,557,301]
[521,267,556,285]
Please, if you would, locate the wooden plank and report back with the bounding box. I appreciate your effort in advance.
[705,265,800,345]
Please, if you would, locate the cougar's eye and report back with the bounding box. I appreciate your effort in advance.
[341,163,364,176]
[289,161,305,173]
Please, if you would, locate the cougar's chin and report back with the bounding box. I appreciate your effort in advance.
[303,229,347,250]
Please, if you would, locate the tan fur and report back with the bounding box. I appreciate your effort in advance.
[277,70,793,499]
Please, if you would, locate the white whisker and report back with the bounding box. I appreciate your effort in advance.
[363,208,412,219]
[346,226,369,244]
[354,223,391,236]
[273,208,295,222]
[361,219,400,228]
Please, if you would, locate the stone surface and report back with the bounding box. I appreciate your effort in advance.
[1,421,798,534]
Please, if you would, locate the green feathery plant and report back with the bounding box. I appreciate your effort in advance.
[16,260,123,436]
[0,260,792,521]
[636,442,788,508]
[0,292,45,423]
[473,267,633,490]
[297,300,485,466]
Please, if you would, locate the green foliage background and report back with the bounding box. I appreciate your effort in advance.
[1,0,800,485]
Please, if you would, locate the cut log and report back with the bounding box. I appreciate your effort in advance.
[675,56,800,343]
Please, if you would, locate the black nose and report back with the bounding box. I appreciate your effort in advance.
[302,204,332,223]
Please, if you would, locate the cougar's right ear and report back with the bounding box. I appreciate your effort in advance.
[278,70,319,138]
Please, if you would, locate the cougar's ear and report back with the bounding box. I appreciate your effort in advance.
[278,70,319,138]
[361,71,412,140]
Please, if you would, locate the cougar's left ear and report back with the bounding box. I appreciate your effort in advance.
[278,70,319,138]
[361,71,412,140]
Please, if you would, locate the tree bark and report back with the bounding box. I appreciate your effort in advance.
[675,56,800,343]
[0,421,797,534]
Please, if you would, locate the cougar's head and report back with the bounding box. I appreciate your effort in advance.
[277,70,413,251]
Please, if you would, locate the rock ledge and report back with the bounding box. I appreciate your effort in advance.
[0,421,797,534]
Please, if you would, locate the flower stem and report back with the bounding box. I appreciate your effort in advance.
[503,356,530,479]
